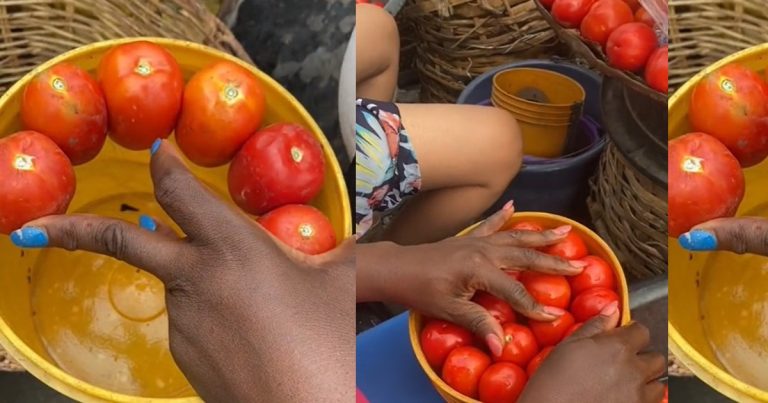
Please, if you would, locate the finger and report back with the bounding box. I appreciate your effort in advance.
[449,299,505,357]
[611,321,651,351]
[11,214,187,282]
[482,268,564,322]
[150,139,246,242]
[487,225,571,248]
[137,215,179,239]
[638,352,666,382]
[566,300,620,340]
[643,381,665,403]
[679,217,768,255]
[492,246,585,275]
[468,201,514,237]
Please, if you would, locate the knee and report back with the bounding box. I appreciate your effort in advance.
[357,4,400,62]
[483,108,523,190]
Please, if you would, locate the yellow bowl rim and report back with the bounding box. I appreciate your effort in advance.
[668,42,768,402]
[408,212,631,403]
[492,68,586,108]
[0,36,351,402]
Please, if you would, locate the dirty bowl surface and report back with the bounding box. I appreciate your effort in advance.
[0,38,350,402]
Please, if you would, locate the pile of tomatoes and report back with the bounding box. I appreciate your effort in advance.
[0,41,335,255]
[541,0,667,93]
[419,222,621,402]
[668,63,768,237]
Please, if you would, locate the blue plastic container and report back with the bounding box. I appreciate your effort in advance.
[457,60,606,220]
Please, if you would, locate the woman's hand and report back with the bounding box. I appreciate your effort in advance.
[678,217,768,256]
[520,302,666,403]
[10,140,355,402]
[357,204,586,356]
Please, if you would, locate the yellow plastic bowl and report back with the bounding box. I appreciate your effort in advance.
[491,90,580,120]
[492,68,585,111]
[408,212,631,403]
[0,38,350,402]
[491,99,571,158]
[668,43,768,403]
[491,95,575,124]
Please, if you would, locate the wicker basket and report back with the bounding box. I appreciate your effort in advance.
[0,0,249,371]
[401,0,559,103]
[669,0,768,92]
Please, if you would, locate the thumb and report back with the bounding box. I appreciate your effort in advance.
[468,201,514,237]
[679,217,768,255]
[565,300,620,341]
[450,300,505,357]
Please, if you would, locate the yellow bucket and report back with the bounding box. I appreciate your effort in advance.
[0,38,350,402]
[492,68,585,112]
[491,93,575,122]
[491,98,572,158]
[669,43,768,403]
[408,212,631,403]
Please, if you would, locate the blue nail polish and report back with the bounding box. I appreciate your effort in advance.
[150,139,162,156]
[138,215,157,232]
[10,227,49,248]
[679,230,718,251]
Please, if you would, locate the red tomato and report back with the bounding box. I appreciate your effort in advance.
[510,221,544,232]
[175,61,266,167]
[97,41,183,150]
[579,0,634,48]
[497,323,539,366]
[472,291,516,324]
[606,22,658,72]
[520,273,572,309]
[420,320,473,370]
[668,132,745,237]
[257,204,336,255]
[540,0,556,8]
[645,46,668,93]
[662,384,668,403]
[441,346,491,399]
[543,231,588,260]
[228,123,326,215]
[526,346,554,377]
[571,287,620,322]
[688,63,768,167]
[21,63,107,165]
[562,322,584,339]
[623,0,640,11]
[0,131,76,234]
[635,7,654,26]
[529,311,575,347]
[568,255,616,295]
[478,362,528,403]
[551,0,597,28]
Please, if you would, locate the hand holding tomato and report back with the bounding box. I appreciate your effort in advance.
[8,140,354,402]
[678,217,768,256]
[519,302,666,403]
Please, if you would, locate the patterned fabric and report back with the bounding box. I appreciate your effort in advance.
[355,99,422,238]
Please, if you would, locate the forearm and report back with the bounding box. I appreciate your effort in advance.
[357,241,407,303]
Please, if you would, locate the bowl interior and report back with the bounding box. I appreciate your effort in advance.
[409,212,631,403]
[668,43,768,402]
[493,68,586,108]
[0,38,349,402]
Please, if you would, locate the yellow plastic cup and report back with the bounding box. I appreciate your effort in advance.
[490,98,572,158]
[492,90,580,120]
[408,212,631,403]
[668,43,768,403]
[0,38,350,402]
[492,68,585,112]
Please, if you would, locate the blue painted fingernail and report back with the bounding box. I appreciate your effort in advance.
[150,139,162,156]
[679,230,718,251]
[10,227,49,248]
[138,215,157,232]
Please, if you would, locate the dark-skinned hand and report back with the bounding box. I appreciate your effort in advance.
[679,217,768,256]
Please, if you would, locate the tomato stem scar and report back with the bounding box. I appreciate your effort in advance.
[134,60,152,76]
[290,146,303,163]
[221,84,241,105]
[720,78,734,93]
[298,223,314,239]
[682,156,703,173]
[13,154,35,171]
[51,77,66,92]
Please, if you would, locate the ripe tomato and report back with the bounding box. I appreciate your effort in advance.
[228,123,326,215]
[562,322,583,339]
[688,63,768,167]
[571,287,620,322]
[478,362,528,403]
[97,41,183,150]
[441,346,491,399]
[662,384,668,403]
[668,132,745,237]
[257,204,336,255]
[520,273,571,309]
[544,231,588,260]
[175,61,266,167]
[551,0,597,28]
[21,63,107,165]
[510,221,543,232]
[644,46,668,93]
[497,323,539,366]
[0,131,76,234]
[623,0,640,11]
[568,255,615,295]
[526,346,554,377]
[580,0,634,48]
[420,319,473,370]
[472,291,516,324]
[529,311,575,347]
[606,22,658,72]
[635,7,654,26]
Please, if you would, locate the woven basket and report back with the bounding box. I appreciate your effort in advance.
[669,0,768,92]
[0,0,248,371]
[401,0,559,103]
